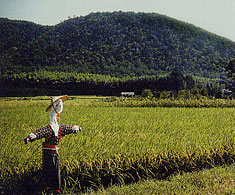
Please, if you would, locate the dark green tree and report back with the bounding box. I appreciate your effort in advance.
[225,58,235,93]
[225,58,235,80]
[168,67,186,91]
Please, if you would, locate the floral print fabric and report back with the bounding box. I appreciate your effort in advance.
[33,124,74,145]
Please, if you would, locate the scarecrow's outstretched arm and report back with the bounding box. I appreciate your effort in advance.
[60,125,82,137]
[24,126,51,144]
[24,133,36,144]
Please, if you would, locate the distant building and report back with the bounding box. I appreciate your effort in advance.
[121,92,135,98]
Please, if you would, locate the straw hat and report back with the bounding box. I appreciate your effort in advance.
[46,95,68,112]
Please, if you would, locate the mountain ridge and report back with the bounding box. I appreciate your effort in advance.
[1,12,235,78]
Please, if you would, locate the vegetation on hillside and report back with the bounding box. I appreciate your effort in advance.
[226,58,235,91]
[1,12,235,77]
[0,68,227,97]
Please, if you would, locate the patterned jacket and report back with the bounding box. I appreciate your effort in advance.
[31,125,76,145]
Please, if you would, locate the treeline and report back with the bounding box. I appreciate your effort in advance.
[1,12,235,77]
[0,69,228,97]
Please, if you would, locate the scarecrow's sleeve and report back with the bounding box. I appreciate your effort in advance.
[60,125,82,136]
[29,125,52,141]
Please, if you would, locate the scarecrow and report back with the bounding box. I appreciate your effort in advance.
[24,95,82,193]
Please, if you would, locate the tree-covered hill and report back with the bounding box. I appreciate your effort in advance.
[1,12,235,77]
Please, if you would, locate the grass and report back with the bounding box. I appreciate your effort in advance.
[83,164,235,195]
[82,165,235,195]
[0,96,234,194]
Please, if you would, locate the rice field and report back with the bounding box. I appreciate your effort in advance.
[84,164,235,195]
[0,97,234,194]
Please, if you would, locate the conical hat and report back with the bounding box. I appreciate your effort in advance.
[46,95,68,112]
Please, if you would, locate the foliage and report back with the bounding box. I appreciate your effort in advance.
[0,70,226,97]
[1,12,235,77]
[141,89,153,98]
[225,58,235,94]
[225,58,235,80]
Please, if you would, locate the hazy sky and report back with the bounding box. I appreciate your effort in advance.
[1,0,235,41]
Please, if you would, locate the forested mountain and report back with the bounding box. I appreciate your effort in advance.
[1,12,235,78]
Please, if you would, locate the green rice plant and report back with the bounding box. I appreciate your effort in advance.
[83,164,235,195]
[99,97,235,108]
[0,97,234,194]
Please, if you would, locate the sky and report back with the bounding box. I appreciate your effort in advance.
[1,0,235,41]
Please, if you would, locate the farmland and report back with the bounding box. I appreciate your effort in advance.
[0,96,234,194]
